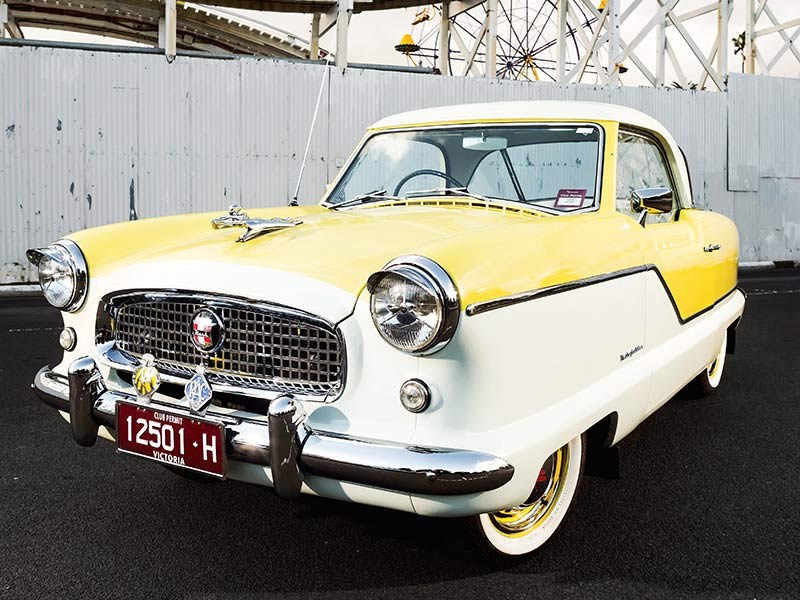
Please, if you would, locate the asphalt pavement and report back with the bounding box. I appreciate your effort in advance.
[1,270,798,599]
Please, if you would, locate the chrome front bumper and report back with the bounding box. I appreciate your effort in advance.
[33,358,514,498]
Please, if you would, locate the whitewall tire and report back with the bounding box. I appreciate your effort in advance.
[471,434,584,561]
[690,329,728,396]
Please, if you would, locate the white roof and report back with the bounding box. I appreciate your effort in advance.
[370,101,669,137]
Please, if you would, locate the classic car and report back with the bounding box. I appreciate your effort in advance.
[28,101,745,561]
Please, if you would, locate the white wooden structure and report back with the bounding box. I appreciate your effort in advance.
[2,1,798,84]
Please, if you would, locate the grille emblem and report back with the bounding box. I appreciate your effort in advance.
[190,307,225,354]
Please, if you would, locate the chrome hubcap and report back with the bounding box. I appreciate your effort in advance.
[489,445,568,536]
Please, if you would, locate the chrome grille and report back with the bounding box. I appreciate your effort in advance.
[109,294,344,398]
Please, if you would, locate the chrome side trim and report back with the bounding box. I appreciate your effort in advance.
[466,265,651,316]
[33,360,514,497]
[466,264,739,326]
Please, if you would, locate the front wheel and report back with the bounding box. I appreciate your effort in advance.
[470,434,584,562]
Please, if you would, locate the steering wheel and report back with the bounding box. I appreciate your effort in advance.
[393,169,465,196]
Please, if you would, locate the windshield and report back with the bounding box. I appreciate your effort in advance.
[324,124,603,213]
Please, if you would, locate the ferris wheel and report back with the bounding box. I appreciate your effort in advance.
[400,1,602,82]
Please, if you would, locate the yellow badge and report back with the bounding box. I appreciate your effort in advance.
[133,354,161,401]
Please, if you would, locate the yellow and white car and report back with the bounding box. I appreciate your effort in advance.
[29,101,745,561]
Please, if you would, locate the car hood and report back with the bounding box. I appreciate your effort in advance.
[69,202,632,322]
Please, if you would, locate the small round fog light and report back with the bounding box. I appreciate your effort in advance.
[399,379,431,413]
[59,327,77,351]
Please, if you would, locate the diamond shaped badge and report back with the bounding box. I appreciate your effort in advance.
[186,365,213,415]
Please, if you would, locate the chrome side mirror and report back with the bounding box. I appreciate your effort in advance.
[630,187,673,227]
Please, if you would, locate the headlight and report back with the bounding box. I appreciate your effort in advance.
[367,256,459,355]
[25,240,88,312]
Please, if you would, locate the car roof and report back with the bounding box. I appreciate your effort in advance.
[369,101,669,137]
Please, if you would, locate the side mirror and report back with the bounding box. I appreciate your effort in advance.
[630,187,673,227]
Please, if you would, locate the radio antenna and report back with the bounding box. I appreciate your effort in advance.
[291,55,332,206]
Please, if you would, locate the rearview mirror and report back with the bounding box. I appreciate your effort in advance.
[462,135,508,151]
[630,187,673,227]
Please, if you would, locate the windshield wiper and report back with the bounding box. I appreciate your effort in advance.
[404,187,493,203]
[331,189,402,210]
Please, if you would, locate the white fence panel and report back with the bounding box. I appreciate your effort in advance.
[1,45,798,281]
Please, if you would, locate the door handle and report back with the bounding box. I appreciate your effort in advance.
[703,244,721,253]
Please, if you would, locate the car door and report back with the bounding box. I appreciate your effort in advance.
[616,130,716,321]
[616,129,719,414]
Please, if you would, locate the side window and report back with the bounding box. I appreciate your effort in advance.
[616,132,677,223]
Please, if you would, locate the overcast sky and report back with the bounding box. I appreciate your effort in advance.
[23,0,800,86]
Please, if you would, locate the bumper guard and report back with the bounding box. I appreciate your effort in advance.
[33,358,514,499]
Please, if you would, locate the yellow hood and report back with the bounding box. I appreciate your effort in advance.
[68,203,641,312]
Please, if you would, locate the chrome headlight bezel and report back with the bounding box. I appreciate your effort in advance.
[26,239,88,312]
[367,255,459,355]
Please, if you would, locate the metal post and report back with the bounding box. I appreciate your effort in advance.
[656,2,666,86]
[310,13,320,61]
[718,0,729,81]
[335,0,352,70]
[556,0,568,82]
[745,0,755,74]
[439,1,450,76]
[157,16,166,48]
[607,0,620,85]
[165,0,177,60]
[0,1,7,39]
[485,0,498,78]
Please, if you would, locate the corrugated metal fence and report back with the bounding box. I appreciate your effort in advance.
[1,45,798,282]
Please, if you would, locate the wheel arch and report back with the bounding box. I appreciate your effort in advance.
[727,315,742,354]
[584,412,621,479]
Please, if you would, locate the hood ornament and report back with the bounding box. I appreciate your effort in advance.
[211,204,302,242]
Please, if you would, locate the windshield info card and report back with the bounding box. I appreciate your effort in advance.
[554,189,586,208]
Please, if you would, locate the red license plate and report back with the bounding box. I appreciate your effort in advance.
[116,401,225,478]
